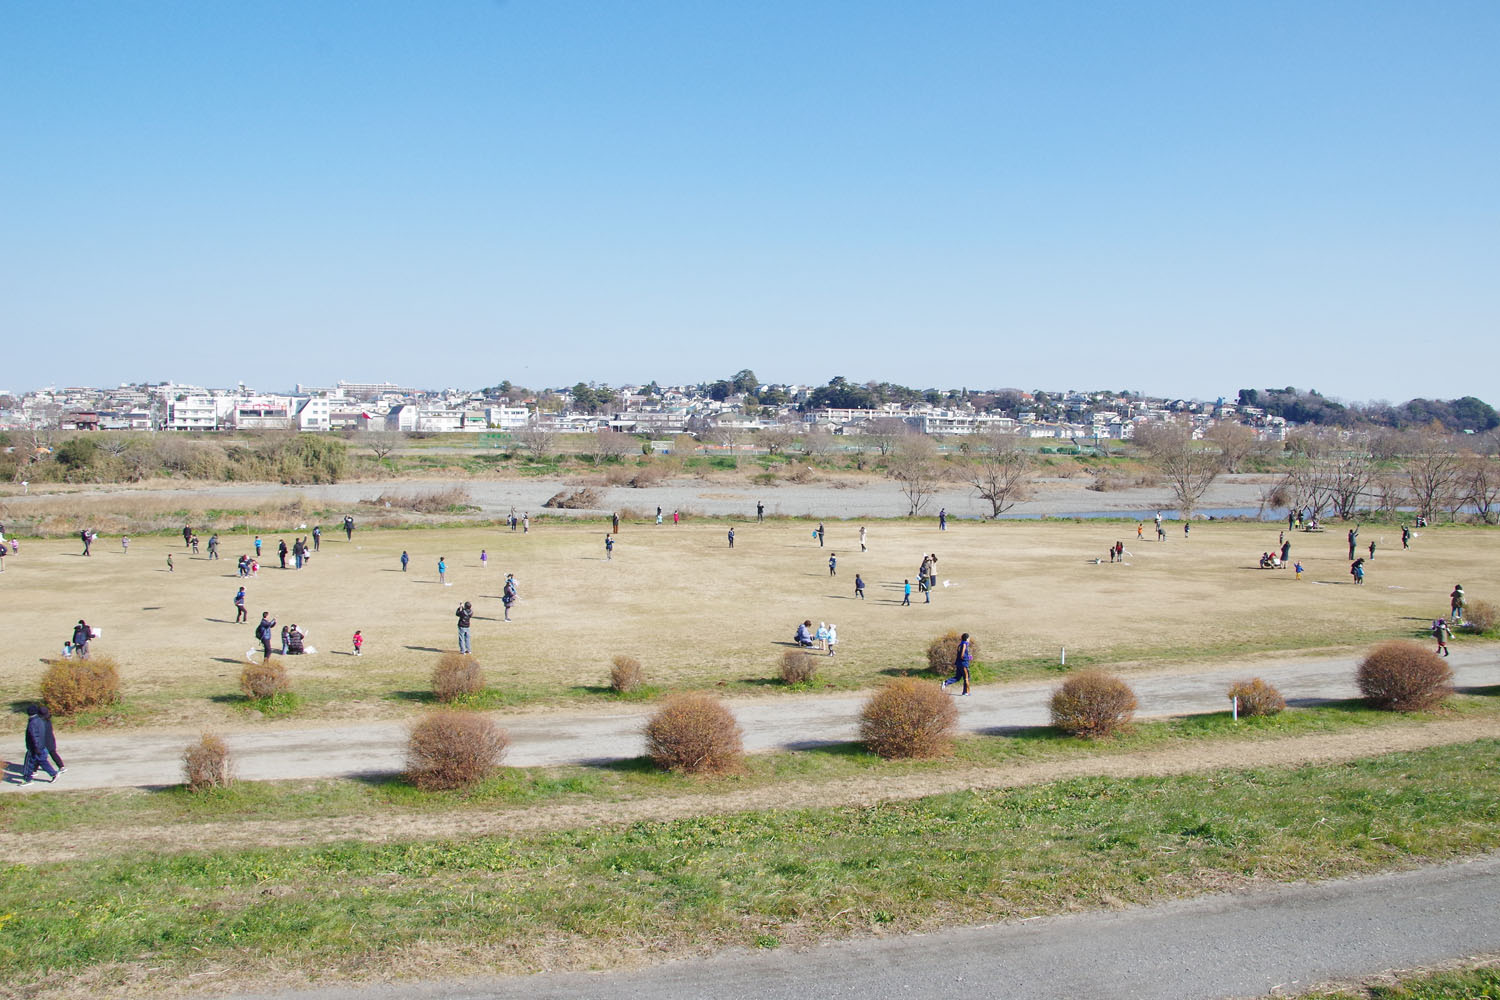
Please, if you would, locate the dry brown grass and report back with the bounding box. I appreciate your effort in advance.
[0,518,1493,728]
[240,659,290,699]
[1050,671,1138,738]
[182,732,233,791]
[1357,641,1454,711]
[1464,598,1498,633]
[40,655,121,715]
[858,678,959,758]
[405,710,509,790]
[609,655,643,693]
[644,694,743,774]
[1227,677,1286,717]
[364,487,471,513]
[778,649,819,684]
[431,653,485,702]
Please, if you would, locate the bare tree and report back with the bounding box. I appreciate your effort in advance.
[1144,422,1221,519]
[1277,460,1334,522]
[513,423,559,461]
[799,425,835,460]
[365,430,405,461]
[1404,433,1464,522]
[960,432,1034,517]
[1327,452,1375,520]
[1203,423,1258,474]
[888,435,943,516]
[589,429,633,464]
[758,425,796,456]
[1466,455,1500,524]
[865,417,909,457]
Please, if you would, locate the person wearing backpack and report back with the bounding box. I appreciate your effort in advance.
[254,613,276,661]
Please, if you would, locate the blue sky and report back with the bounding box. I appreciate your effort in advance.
[3,1,1496,402]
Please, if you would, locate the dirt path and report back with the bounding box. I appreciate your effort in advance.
[8,651,1497,796]
[18,713,1498,865]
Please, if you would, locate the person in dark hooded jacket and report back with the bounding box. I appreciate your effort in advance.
[38,704,64,773]
[21,704,58,783]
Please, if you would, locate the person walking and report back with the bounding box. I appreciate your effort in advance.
[312,526,321,551]
[1137,523,1144,539]
[80,528,92,557]
[278,539,288,569]
[166,553,173,573]
[72,620,91,659]
[902,579,912,606]
[828,553,837,576]
[826,623,838,656]
[400,550,409,572]
[756,501,764,523]
[234,586,248,623]
[183,524,193,549]
[854,573,865,599]
[190,535,199,554]
[344,515,354,540]
[1184,522,1191,540]
[437,556,447,585]
[726,527,734,549]
[604,535,614,560]
[1451,584,1466,624]
[255,613,276,661]
[20,704,58,784]
[859,525,867,552]
[38,704,64,775]
[1433,618,1452,657]
[502,574,517,621]
[941,632,973,695]
[352,630,363,656]
[455,601,473,653]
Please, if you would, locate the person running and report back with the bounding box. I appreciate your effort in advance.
[828,553,837,576]
[941,633,973,695]
[20,704,58,784]
[437,556,447,585]
[400,550,409,572]
[1433,618,1452,657]
[726,527,734,549]
[1451,585,1466,624]
[255,613,276,661]
[604,535,614,560]
[234,586,248,623]
[1184,522,1191,539]
[502,574,517,621]
[352,630,363,656]
[859,525,867,552]
[854,573,865,599]
[902,580,912,606]
[455,602,473,653]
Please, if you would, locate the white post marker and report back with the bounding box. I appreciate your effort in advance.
[1060,646,1066,667]
[1232,695,1239,721]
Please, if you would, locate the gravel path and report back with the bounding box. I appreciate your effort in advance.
[7,651,1496,792]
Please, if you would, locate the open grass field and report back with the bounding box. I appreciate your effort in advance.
[1,516,1494,727]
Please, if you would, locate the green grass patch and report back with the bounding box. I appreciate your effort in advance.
[1299,965,1500,999]
[1,740,1498,988]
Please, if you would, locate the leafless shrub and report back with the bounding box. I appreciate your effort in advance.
[1463,598,1498,633]
[432,652,485,702]
[926,631,981,675]
[1227,678,1286,717]
[1357,641,1453,711]
[610,655,643,693]
[778,650,819,685]
[859,678,959,759]
[1049,671,1138,738]
[405,709,510,790]
[240,659,290,699]
[644,694,744,774]
[183,732,234,791]
[41,655,122,716]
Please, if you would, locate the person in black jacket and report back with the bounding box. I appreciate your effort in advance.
[71,620,92,659]
[455,602,473,653]
[254,612,276,661]
[20,704,58,783]
[38,704,64,774]
[286,625,305,654]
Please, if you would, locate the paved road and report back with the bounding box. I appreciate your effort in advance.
[6,652,1498,791]
[226,853,1500,1000]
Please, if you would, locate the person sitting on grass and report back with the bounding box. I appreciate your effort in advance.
[794,620,815,647]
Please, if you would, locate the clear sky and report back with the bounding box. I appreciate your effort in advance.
[3,1,1496,403]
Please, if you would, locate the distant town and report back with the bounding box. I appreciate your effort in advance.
[0,374,1494,442]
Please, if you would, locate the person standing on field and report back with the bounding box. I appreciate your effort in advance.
[816,522,825,547]
[437,556,447,585]
[166,553,173,573]
[344,515,355,540]
[502,574,517,621]
[854,573,865,599]
[1402,525,1411,549]
[859,525,867,552]
[1451,584,1466,624]
[1368,540,1376,560]
[80,528,92,557]
[756,501,764,523]
[312,526,321,551]
[278,539,288,569]
[400,550,409,572]
[604,535,614,560]
[727,527,734,549]
[612,512,620,534]
[255,613,276,661]
[455,601,473,653]
[1348,527,1358,560]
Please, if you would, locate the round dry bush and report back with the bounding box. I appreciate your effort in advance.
[183,732,234,792]
[859,678,959,759]
[240,659,290,699]
[405,709,510,791]
[644,694,744,775]
[926,631,981,676]
[1227,677,1286,717]
[40,655,122,716]
[1357,640,1453,712]
[610,654,644,693]
[1463,598,1498,633]
[432,652,485,702]
[779,649,819,685]
[1050,671,1138,739]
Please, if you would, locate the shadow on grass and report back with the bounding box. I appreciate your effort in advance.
[586,756,657,774]
[404,645,443,653]
[1286,696,1368,711]
[974,723,1068,740]
[211,657,246,665]
[568,685,660,702]
[1456,684,1500,697]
